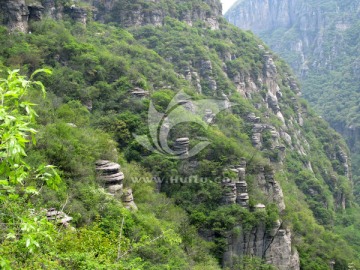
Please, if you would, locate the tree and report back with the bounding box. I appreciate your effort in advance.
[0,70,61,268]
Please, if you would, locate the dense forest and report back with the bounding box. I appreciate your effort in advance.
[1,0,360,269]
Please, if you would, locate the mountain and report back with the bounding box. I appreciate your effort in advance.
[225,0,360,196]
[1,0,360,269]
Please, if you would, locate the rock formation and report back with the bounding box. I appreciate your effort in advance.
[122,188,138,211]
[222,217,299,270]
[46,208,73,227]
[0,0,29,32]
[0,0,87,33]
[89,0,222,29]
[64,5,87,25]
[96,160,124,194]
[222,161,250,208]
[203,109,215,124]
[174,137,190,157]
[221,179,237,204]
[131,87,149,98]
[96,160,138,210]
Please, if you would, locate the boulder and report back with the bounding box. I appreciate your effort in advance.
[46,208,73,227]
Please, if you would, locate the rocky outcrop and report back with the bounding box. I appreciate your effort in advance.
[223,219,299,270]
[200,59,218,94]
[222,161,250,208]
[265,227,300,269]
[40,0,64,20]
[0,0,87,33]
[221,161,297,269]
[64,5,87,25]
[122,188,138,211]
[46,208,73,227]
[89,0,222,29]
[96,160,138,210]
[203,109,215,124]
[28,3,45,22]
[0,0,29,32]
[96,160,124,194]
[177,0,222,30]
[255,166,286,211]
[221,179,237,204]
[131,87,149,98]
[174,137,190,157]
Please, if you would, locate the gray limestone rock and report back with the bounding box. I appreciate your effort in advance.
[96,160,124,195]
[46,208,73,227]
[221,179,237,204]
[131,87,149,98]
[174,137,190,157]
[28,3,44,21]
[0,0,29,32]
[122,188,138,211]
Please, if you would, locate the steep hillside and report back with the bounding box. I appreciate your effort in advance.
[225,0,360,195]
[1,0,360,269]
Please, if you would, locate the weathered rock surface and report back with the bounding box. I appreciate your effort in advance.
[222,161,250,208]
[89,0,222,29]
[221,179,237,204]
[223,220,299,270]
[0,0,29,32]
[46,208,73,227]
[64,5,87,25]
[96,160,124,194]
[0,0,87,33]
[96,160,138,210]
[203,109,215,124]
[122,188,138,211]
[131,87,149,98]
[256,166,286,211]
[174,137,190,157]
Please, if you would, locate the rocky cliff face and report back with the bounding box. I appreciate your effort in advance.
[219,44,349,268]
[225,0,360,191]
[0,0,87,32]
[220,162,298,269]
[0,0,223,32]
[181,40,349,268]
[225,0,358,73]
[226,0,296,33]
[130,4,352,265]
[90,0,222,29]
[0,0,29,32]
[223,221,300,270]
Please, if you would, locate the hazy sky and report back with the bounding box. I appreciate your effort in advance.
[220,0,238,14]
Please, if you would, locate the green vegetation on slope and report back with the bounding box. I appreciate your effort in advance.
[228,0,360,202]
[0,0,360,268]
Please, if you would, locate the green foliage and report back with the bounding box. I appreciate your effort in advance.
[0,1,360,268]
[0,69,61,197]
[0,70,62,268]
